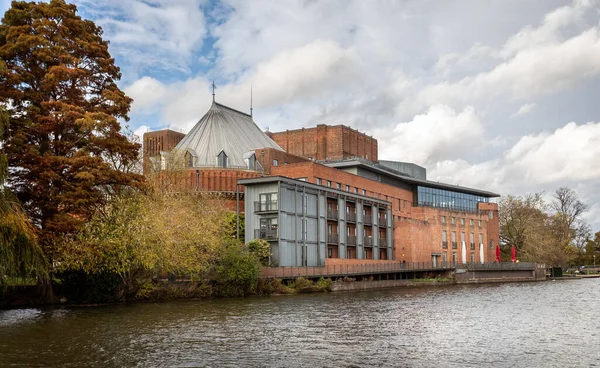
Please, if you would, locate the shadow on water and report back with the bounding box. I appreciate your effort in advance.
[1,280,599,367]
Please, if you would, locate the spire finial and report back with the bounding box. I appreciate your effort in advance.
[250,85,253,117]
[212,79,217,102]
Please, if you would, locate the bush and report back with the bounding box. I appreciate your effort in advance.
[214,242,261,297]
[247,239,271,266]
[289,277,331,293]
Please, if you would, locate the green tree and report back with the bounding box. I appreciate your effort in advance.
[1,96,48,289]
[0,0,143,251]
[585,232,600,266]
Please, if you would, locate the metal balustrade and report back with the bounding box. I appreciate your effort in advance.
[254,201,278,213]
[259,261,540,279]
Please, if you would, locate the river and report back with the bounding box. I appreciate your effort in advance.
[1,279,599,368]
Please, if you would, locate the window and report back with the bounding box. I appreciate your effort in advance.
[470,232,475,250]
[469,219,473,227]
[259,217,278,239]
[479,233,483,244]
[353,188,358,193]
[490,239,495,249]
[258,192,278,211]
[441,216,446,224]
[478,220,482,228]
[362,189,366,195]
[273,159,278,166]
[217,150,228,168]
[470,253,475,263]
[442,252,447,264]
[489,211,494,219]
[452,232,457,249]
[327,180,331,187]
[328,248,333,258]
[336,183,340,189]
[302,219,308,240]
[452,252,457,265]
[460,218,465,226]
[461,232,465,243]
[416,186,489,212]
[442,230,448,249]
[451,217,456,226]
[317,178,322,185]
[345,185,350,191]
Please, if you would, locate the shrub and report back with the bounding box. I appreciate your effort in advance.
[214,242,261,297]
[247,239,271,266]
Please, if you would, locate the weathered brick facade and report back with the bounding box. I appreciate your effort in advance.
[268,124,378,162]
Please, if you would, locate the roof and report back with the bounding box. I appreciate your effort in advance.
[324,159,500,197]
[174,102,283,167]
[238,176,392,206]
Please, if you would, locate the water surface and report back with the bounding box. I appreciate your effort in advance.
[1,279,599,367]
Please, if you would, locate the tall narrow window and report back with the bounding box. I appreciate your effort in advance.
[479,233,483,244]
[441,216,446,224]
[217,150,228,168]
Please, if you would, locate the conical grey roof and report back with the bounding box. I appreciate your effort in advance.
[174,102,283,168]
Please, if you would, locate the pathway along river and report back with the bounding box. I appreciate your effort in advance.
[1,279,599,367]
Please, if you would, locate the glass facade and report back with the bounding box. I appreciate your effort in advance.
[416,186,489,212]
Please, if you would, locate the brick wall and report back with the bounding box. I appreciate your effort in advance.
[270,161,499,264]
[255,148,310,174]
[142,129,185,174]
[269,125,378,162]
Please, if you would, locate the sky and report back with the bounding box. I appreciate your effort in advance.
[1,0,600,231]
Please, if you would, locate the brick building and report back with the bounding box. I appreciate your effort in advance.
[143,99,500,266]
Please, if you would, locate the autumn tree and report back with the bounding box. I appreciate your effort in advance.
[0,0,143,251]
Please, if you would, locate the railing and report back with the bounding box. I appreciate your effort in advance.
[254,228,278,240]
[347,235,357,245]
[254,201,278,212]
[346,213,357,222]
[379,237,387,247]
[442,241,448,249]
[327,209,339,220]
[364,237,373,247]
[364,216,373,225]
[462,262,536,271]
[327,233,339,243]
[378,218,387,227]
[452,242,457,249]
[261,261,455,279]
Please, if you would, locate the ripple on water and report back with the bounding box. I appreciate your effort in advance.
[0,279,599,367]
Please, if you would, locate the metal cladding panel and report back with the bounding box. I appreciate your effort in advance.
[306,193,318,216]
[279,240,294,266]
[281,213,295,242]
[281,188,295,212]
[174,102,283,167]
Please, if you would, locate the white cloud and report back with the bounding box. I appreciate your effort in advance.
[511,103,536,118]
[74,0,207,74]
[429,120,600,192]
[378,105,484,166]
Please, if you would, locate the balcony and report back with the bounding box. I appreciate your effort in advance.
[378,217,387,227]
[254,201,278,213]
[442,241,448,249]
[327,233,339,244]
[347,212,357,223]
[452,241,457,249]
[364,216,373,226]
[347,235,357,245]
[364,237,373,247]
[255,228,278,240]
[327,209,339,220]
[379,237,387,247]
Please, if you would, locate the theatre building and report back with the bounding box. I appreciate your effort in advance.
[143,100,500,267]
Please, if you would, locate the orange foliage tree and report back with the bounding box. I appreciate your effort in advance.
[0,0,144,250]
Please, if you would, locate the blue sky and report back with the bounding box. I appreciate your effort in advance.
[2,0,600,231]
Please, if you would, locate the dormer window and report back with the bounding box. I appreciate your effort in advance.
[217,150,228,168]
[184,151,193,167]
